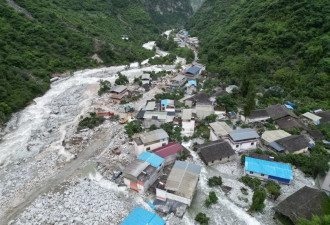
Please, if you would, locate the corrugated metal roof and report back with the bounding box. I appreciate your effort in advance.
[245,157,292,180]
[185,66,202,75]
[261,130,291,144]
[121,207,165,225]
[111,85,127,93]
[138,129,169,144]
[188,80,197,87]
[209,122,232,137]
[152,142,183,158]
[123,159,150,177]
[137,152,164,168]
[268,142,285,152]
[302,112,321,122]
[145,101,156,111]
[230,128,259,141]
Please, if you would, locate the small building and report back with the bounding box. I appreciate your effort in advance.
[261,130,291,145]
[314,110,330,124]
[224,128,260,151]
[273,135,309,154]
[184,93,210,108]
[244,157,293,184]
[152,142,184,166]
[145,101,158,111]
[307,129,324,141]
[275,116,304,130]
[161,99,175,112]
[209,121,232,141]
[181,109,195,137]
[110,85,128,103]
[317,170,330,196]
[302,112,321,125]
[143,111,173,129]
[195,102,214,119]
[214,106,226,120]
[198,140,235,165]
[225,85,238,93]
[133,129,169,156]
[123,152,164,193]
[183,65,202,80]
[274,186,329,224]
[266,104,298,121]
[185,83,197,95]
[151,76,159,86]
[240,109,270,123]
[141,74,151,85]
[120,207,165,225]
[156,161,201,206]
[171,75,187,88]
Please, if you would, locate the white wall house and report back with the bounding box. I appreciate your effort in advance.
[224,128,260,151]
[182,109,195,137]
[133,129,169,156]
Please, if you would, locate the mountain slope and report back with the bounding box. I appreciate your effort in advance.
[188,0,330,110]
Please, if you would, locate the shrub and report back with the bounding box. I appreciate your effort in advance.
[240,187,248,195]
[124,120,142,138]
[98,80,111,95]
[249,188,266,212]
[241,154,247,165]
[205,191,218,207]
[115,73,129,85]
[241,176,261,190]
[265,180,281,200]
[195,212,210,225]
[208,176,222,187]
[78,116,105,130]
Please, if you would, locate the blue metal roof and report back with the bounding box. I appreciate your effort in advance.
[268,142,285,152]
[287,101,296,107]
[137,152,164,168]
[188,80,197,87]
[245,157,293,180]
[161,99,168,107]
[284,104,294,110]
[121,207,165,225]
[185,66,202,75]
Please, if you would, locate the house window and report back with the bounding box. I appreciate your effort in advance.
[261,174,264,177]
[236,145,239,148]
[251,142,254,145]
[250,171,253,174]
[146,147,150,151]
[162,143,166,146]
[212,160,214,163]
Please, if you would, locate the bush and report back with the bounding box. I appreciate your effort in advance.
[124,120,142,138]
[195,212,210,225]
[241,176,261,190]
[78,116,105,130]
[249,188,266,212]
[240,187,248,195]
[205,191,218,207]
[98,80,111,95]
[265,180,281,200]
[204,114,218,124]
[208,176,222,187]
[241,154,247,165]
[115,73,129,85]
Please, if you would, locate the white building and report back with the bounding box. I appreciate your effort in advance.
[302,112,321,125]
[225,85,238,93]
[209,121,232,141]
[181,109,195,137]
[133,129,169,156]
[141,74,151,85]
[261,130,291,145]
[224,128,260,151]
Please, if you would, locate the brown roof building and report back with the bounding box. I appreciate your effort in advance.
[276,135,309,154]
[197,140,235,165]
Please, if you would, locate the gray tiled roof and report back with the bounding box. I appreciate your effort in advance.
[230,128,259,141]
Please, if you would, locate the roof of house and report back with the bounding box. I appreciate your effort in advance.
[249,153,274,161]
[229,128,260,141]
[320,170,330,192]
[137,110,146,119]
[187,93,210,102]
[276,135,309,153]
[145,101,156,111]
[121,207,165,225]
[188,80,197,87]
[307,130,325,140]
[143,111,168,120]
[137,152,164,168]
[247,109,270,119]
[152,142,183,158]
[245,157,293,180]
[274,186,328,224]
[136,129,169,145]
[111,85,127,93]
[198,140,235,163]
[302,112,321,122]
[275,116,304,130]
[141,74,150,80]
[209,122,232,137]
[123,159,150,178]
[261,130,291,144]
[165,161,201,199]
[266,105,298,120]
[185,65,202,75]
[182,109,193,120]
[172,74,186,82]
[212,90,228,97]
[161,99,174,107]
[315,111,330,123]
[268,141,285,152]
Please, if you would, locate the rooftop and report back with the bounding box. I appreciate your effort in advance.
[261,130,291,144]
[198,140,235,163]
[209,121,232,137]
[275,116,304,130]
[274,186,329,225]
[266,104,297,120]
[165,161,201,199]
[111,85,127,93]
[182,109,193,120]
[247,109,269,119]
[137,152,164,168]
[245,157,293,180]
[302,112,321,122]
[307,129,324,140]
[315,111,330,123]
[143,111,168,120]
[121,207,165,225]
[135,129,169,145]
[141,74,150,80]
[152,142,183,158]
[276,135,309,153]
[185,65,202,75]
[229,128,260,142]
[187,80,197,87]
[145,101,156,111]
[171,74,187,82]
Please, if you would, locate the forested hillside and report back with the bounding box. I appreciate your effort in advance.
[188,0,330,111]
[0,0,192,124]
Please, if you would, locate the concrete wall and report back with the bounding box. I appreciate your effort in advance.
[209,130,220,141]
[182,120,195,137]
[240,115,270,123]
[224,138,258,151]
[206,155,235,166]
[244,170,269,180]
[285,147,308,155]
[156,188,191,206]
[143,119,165,129]
[134,139,169,156]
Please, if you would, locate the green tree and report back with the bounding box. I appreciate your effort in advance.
[297,215,330,225]
[265,180,281,200]
[115,73,129,85]
[98,80,111,96]
[124,120,142,138]
[208,176,222,187]
[204,114,218,124]
[195,212,210,225]
[249,188,266,212]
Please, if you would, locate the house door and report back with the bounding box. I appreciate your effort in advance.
[130,181,139,192]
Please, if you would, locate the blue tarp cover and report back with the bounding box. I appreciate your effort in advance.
[148,201,156,210]
[245,157,293,180]
[188,80,197,87]
[161,99,168,107]
[284,104,294,110]
[121,207,165,225]
[137,152,164,168]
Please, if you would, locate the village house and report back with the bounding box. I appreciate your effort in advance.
[214,105,227,119]
[185,80,197,95]
[161,99,175,112]
[195,101,214,119]
[122,152,164,193]
[275,116,304,130]
[224,128,260,151]
[181,109,195,137]
[225,85,238,93]
[120,207,165,225]
[183,65,202,80]
[170,74,187,88]
[142,111,174,129]
[152,142,184,166]
[110,85,128,103]
[198,140,235,166]
[266,104,303,130]
[156,161,201,206]
[302,112,321,125]
[307,129,324,141]
[270,135,309,154]
[209,121,232,141]
[274,186,329,225]
[141,74,151,85]
[261,130,291,145]
[317,170,330,196]
[184,92,210,108]
[244,157,293,184]
[133,129,169,156]
[151,76,159,86]
[314,110,330,123]
[240,109,270,123]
